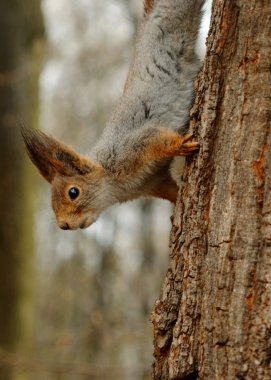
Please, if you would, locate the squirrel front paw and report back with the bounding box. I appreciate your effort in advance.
[176,133,199,156]
[139,128,199,165]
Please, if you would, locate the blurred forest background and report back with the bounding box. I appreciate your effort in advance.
[0,0,211,379]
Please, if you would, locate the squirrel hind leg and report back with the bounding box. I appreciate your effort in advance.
[144,0,155,15]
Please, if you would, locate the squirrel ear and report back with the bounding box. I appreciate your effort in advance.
[21,128,92,183]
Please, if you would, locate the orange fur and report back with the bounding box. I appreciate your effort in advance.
[144,0,155,14]
[134,130,199,173]
[21,0,203,230]
[149,183,178,203]
[22,126,198,229]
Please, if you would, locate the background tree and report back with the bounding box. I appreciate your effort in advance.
[152,0,271,379]
[0,1,43,379]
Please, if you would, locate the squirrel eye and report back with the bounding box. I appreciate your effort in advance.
[68,187,80,200]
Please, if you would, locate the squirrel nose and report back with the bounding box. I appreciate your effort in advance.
[60,222,70,230]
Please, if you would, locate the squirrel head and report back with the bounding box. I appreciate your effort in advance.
[22,128,108,230]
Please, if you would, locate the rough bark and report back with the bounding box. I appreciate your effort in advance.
[151,0,271,379]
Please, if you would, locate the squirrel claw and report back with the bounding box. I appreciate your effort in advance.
[178,134,199,156]
[181,133,194,143]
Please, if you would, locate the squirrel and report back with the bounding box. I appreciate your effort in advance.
[22,0,204,230]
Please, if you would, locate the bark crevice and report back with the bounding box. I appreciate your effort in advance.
[152,1,271,378]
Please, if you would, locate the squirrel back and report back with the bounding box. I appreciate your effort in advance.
[117,0,203,129]
[93,0,203,172]
[96,0,203,144]
[22,0,204,230]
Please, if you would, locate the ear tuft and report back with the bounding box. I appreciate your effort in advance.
[21,127,57,182]
[21,127,93,182]
[54,150,92,176]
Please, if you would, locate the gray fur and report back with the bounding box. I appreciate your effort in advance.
[92,0,204,170]
[22,0,205,230]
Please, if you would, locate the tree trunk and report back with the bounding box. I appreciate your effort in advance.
[151,1,271,379]
[0,1,43,379]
